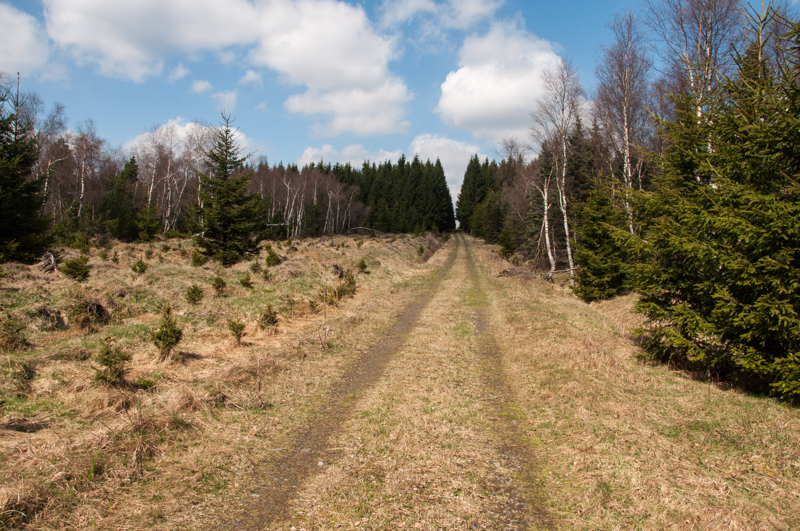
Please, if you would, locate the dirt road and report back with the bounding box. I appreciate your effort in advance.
[230,234,552,530]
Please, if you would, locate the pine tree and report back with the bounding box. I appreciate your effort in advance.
[195,115,263,266]
[0,84,51,263]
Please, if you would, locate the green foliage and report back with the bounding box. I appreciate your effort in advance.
[573,182,632,302]
[265,247,281,267]
[635,15,800,400]
[239,272,252,289]
[194,115,264,266]
[261,268,272,282]
[144,247,154,260]
[357,258,369,274]
[337,155,455,233]
[185,284,203,305]
[95,337,132,385]
[130,258,148,275]
[191,249,208,267]
[0,87,52,263]
[249,260,262,274]
[417,245,425,256]
[111,251,119,263]
[227,318,246,345]
[61,254,91,282]
[319,271,358,305]
[211,274,226,296]
[151,303,183,361]
[257,303,278,330]
[66,287,109,333]
[98,249,108,261]
[105,157,140,241]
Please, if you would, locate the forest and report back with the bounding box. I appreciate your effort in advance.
[1,0,799,401]
[456,2,800,401]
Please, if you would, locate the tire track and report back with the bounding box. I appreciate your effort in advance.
[461,234,555,530]
[231,236,460,529]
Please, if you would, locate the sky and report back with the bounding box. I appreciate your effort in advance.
[1,0,639,199]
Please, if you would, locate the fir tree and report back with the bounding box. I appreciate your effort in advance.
[0,84,51,262]
[195,115,263,266]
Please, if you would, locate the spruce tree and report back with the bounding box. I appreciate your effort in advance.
[635,14,800,399]
[105,157,139,241]
[195,115,263,266]
[0,86,51,262]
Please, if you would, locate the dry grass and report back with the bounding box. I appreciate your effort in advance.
[0,233,443,530]
[470,237,800,530]
[283,243,526,530]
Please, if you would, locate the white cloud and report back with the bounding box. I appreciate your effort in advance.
[380,0,501,29]
[42,0,411,136]
[298,134,481,199]
[168,63,189,81]
[437,20,561,143]
[44,0,260,82]
[285,79,412,136]
[255,101,269,111]
[410,134,482,199]
[212,90,238,112]
[191,79,213,93]
[0,4,51,77]
[239,69,263,88]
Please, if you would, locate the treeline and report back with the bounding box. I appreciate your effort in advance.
[458,1,800,401]
[334,155,456,233]
[0,82,455,263]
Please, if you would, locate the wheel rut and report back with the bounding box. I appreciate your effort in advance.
[231,237,460,529]
[461,234,555,530]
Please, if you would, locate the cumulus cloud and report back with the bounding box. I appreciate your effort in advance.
[168,63,190,81]
[436,20,561,143]
[298,133,481,199]
[44,0,259,81]
[285,79,411,136]
[124,117,269,157]
[212,90,238,112]
[0,4,51,77]
[41,0,411,136]
[191,80,213,93]
[239,69,263,88]
[410,134,482,199]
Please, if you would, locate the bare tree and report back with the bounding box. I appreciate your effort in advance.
[644,0,743,115]
[530,58,584,281]
[594,10,652,234]
[70,119,103,219]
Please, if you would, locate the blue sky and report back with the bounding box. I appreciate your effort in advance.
[2,0,638,197]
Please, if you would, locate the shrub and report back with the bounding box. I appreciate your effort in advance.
[308,299,319,314]
[144,247,154,260]
[227,318,246,345]
[111,251,119,263]
[185,284,203,305]
[258,303,278,330]
[417,245,425,256]
[160,243,171,252]
[249,261,262,274]
[95,337,132,385]
[357,259,369,274]
[239,272,252,289]
[61,254,91,281]
[191,249,208,267]
[212,274,226,296]
[261,269,272,282]
[265,248,281,267]
[151,303,183,361]
[131,258,148,275]
[98,249,108,261]
[318,271,357,306]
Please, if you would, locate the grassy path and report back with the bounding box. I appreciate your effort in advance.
[240,233,553,530]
